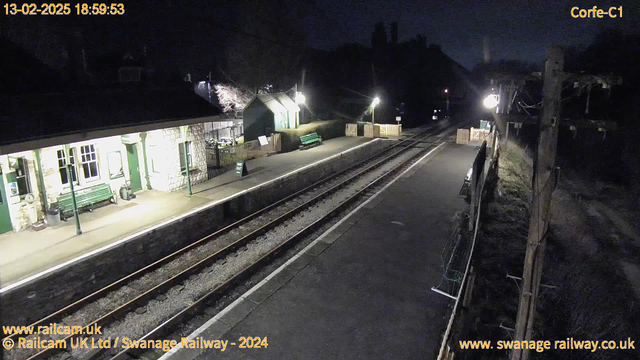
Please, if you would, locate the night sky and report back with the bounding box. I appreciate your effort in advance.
[304,0,640,69]
[3,0,639,77]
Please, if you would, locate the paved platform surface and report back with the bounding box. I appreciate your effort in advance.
[168,142,479,360]
[0,136,374,289]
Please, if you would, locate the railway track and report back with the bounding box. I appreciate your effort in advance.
[3,123,457,360]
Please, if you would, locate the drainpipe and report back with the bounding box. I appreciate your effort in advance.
[140,132,152,190]
[64,144,82,235]
[34,149,48,216]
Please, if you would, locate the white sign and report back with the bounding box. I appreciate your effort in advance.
[395,116,401,122]
[258,135,269,146]
[8,182,18,197]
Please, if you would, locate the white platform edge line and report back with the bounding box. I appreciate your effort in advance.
[158,141,446,359]
[0,139,380,294]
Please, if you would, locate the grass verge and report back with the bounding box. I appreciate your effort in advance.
[450,142,639,360]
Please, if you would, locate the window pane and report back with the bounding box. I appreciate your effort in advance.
[17,178,29,195]
[83,163,90,178]
[15,157,30,195]
[90,162,98,177]
[60,168,69,185]
[179,143,185,170]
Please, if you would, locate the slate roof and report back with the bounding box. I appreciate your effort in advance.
[0,87,221,147]
[247,93,300,114]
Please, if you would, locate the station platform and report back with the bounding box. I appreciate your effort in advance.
[165,142,479,360]
[0,136,376,289]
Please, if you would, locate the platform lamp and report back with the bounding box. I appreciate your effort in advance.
[371,96,380,124]
[444,88,450,117]
[483,94,499,110]
[295,92,306,127]
[180,125,192,196]
[64,144,82,235]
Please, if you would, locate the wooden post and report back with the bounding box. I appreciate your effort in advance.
[469,168,476,232]
[511,46,564,360]
[504,122,510,150]
[215,143,221,168]
[462,266,476,308]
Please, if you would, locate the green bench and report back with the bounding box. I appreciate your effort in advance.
[299,132,322,150]
[58,183,117,221]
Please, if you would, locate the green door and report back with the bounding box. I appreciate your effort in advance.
[0,172,13,234]
[125,144,142,192]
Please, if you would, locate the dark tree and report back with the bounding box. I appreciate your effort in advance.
[220,0,307,94]
[371,22,387,49]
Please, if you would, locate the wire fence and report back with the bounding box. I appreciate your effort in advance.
[435,126,502,360]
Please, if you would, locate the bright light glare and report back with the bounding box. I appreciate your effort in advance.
[371,97,380,107]
[295,92,306,104]
[444,89,448,93]
[483,94,499,109]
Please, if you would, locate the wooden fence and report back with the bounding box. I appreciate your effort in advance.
[347,123,402,138]
[364,124,380,138]
[345,123,357,137]
[378,124,402,136]
[456,129,470,144]
[206,134,281,169]
[457,127,495,145]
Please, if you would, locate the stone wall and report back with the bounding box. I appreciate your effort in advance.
[0,152,44,231]
[0,125,208,233]
[146,124,207,192]
[39,136,133,207]
[1,139,390,326]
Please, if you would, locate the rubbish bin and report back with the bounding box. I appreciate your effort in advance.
[46,205,60,227]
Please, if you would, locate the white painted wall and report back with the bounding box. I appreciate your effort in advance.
[0,123,207,232]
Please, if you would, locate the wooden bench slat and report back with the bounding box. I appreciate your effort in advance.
[299,132,322,149]
[57,183,116,220]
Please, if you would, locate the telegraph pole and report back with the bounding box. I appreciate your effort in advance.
[511,46,564,360]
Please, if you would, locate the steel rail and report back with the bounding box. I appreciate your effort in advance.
[18,129,438,360]
[3,127,430,347]
[110,130,444,360]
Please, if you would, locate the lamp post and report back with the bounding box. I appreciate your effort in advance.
[180,125,192,196]
[371,96,380,124]
[295,91,305,128]
[64,144,82,235]
[444,88,450,117]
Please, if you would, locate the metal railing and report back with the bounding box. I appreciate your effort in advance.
[434,126,501,360]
